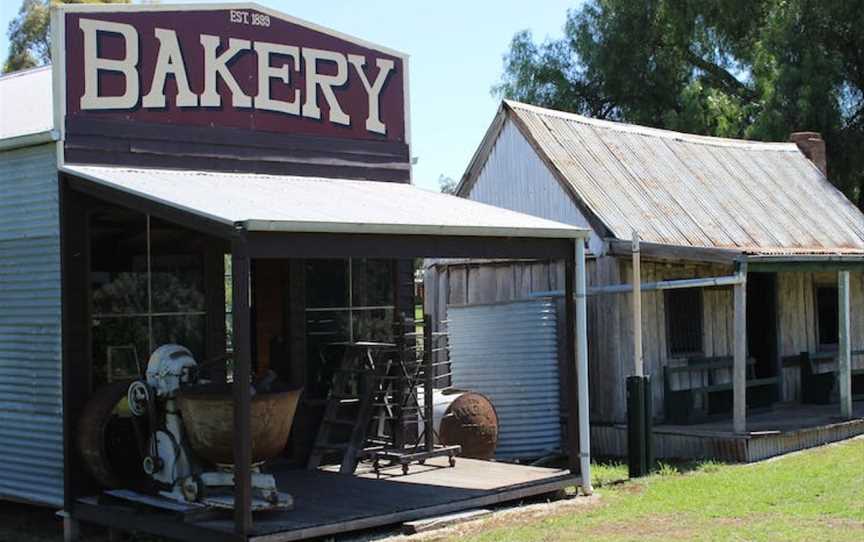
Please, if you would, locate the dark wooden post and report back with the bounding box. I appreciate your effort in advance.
[60,180,91,538]
[564,244,580,473]
[232,238,253,535]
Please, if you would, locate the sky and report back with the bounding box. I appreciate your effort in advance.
[0,0,577,191]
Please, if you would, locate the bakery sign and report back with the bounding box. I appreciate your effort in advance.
[54,4,408,143]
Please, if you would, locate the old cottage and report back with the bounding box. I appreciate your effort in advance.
[426,100,864,461]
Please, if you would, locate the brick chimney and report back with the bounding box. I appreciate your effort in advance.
[789,132,827,177]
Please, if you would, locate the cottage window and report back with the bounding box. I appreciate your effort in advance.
[815,285,839,348]
[665,289,704,357]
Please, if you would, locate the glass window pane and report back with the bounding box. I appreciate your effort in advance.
[150,218,206,313]
[306,259,348,308]
[151,315,207,362]
[91,316,149,387]
[353,308,395,342]
[351,259,394,307]
[90,210,148,315]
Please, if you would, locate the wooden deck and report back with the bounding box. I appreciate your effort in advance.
[592,401,864,462]
[74,457,578,542]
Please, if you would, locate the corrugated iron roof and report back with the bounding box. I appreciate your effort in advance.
[62,165,590,239]
[470,100,864,255]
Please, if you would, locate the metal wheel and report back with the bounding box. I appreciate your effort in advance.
[127,380,151,417]
[77,380,149,489]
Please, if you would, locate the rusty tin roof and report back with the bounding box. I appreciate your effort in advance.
[461,100,864,256]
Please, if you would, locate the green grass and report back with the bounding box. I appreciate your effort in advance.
[449,438,864,542]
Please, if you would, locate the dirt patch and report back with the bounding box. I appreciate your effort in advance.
[366,494,602,542]
[579,514,698,541]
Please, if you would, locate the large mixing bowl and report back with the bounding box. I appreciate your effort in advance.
[177,387,302,465]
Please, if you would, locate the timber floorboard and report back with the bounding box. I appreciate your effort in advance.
[76,457,577,542]
[237,457,576,540]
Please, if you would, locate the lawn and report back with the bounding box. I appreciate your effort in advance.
[439,438,864,542]
[2,438,861,541]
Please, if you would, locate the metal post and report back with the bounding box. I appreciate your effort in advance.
[626,377,646,478]
[423,313,434,451]
[632,231,643,377]
[733,260,748,434]
[838,271,852,419]
[231,239,253,535]
[393,318,406,451]
[575,240,593,495]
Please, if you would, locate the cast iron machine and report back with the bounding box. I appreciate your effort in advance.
[79,344,300,512]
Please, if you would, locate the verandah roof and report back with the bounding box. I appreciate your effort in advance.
[61,164,589,262]
[62,165,588,240]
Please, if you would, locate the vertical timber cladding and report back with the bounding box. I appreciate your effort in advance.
[0,144,63,506]
[57,4,410,181]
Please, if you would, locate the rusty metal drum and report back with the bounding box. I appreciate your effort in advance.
[177,388,302,465]
[433,389,499,460]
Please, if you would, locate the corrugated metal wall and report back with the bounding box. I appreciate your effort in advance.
[0,143,63,506]
[448,299,561,459]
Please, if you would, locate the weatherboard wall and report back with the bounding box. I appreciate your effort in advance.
[462,119,604,254]
[426,259,862,424]
[439,263,864,412]
[0,143,64,506]
[777,271,864,402]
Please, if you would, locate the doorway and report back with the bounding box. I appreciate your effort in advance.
[746,272,779,404]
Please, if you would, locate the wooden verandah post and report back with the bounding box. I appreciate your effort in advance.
[733,260,748,434]
[632,231,643,378]
[232,238,253,535]
[838,270,852,419]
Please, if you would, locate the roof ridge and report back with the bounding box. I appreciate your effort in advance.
[504,99,798,151]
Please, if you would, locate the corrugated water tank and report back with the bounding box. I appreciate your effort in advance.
[447,298,561,460]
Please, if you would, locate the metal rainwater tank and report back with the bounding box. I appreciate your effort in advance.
[447,299,561,460]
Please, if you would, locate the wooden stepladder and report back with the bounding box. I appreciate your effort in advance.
[306,342,392,474]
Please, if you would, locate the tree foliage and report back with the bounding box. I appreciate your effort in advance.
[495,0,864,208]
[438,174,458,194]
[4,0,129,74]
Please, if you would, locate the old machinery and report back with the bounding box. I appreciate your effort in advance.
[78,344,301,512]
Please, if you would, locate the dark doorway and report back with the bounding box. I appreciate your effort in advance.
[747,272,779,404]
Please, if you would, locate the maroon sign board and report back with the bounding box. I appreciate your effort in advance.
[52,3,411,180]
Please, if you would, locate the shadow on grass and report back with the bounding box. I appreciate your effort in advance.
[589,456,731,488]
